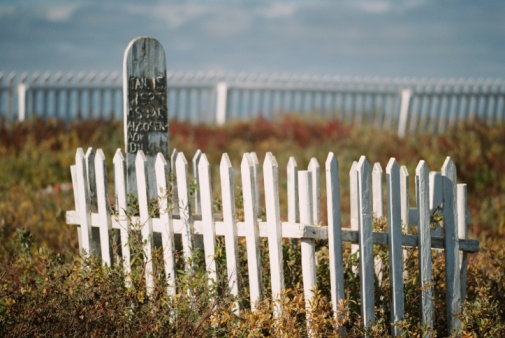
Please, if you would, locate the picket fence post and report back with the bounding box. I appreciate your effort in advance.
[442,157,461,333]
[287,157,299,223]
[416,160,434,332]
[95,149,113,267]
[349,161,359,270]
[113,149,131,286]
[198,154,218,286]
[155,153,176,297]
[176,152,194,271]
[357,156,375,330]
[299,170,317,333]
[263,152,285,317]
[75,148,92,257]
[386,158,405,336]
[325,153,345,335]
[241,153,263,310]
[135,150,155,296]
[220,153,240,313]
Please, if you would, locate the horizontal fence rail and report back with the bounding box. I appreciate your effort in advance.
[1,71,504,135]
[66,147,478,335]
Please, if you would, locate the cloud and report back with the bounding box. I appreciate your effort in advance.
[257,3,297,19]
[0,1,504,78]
[0,5,15,18]
[45,4,81,22]
[354,1,392,14]
[122,3,208,28]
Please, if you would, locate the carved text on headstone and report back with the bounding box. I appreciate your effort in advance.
[126,75,168,154]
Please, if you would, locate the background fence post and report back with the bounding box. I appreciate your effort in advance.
[398,89,412,138]
[216,81,228,125]
[17,82,27,122]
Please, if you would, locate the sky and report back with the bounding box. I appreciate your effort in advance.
[1,0,504,80]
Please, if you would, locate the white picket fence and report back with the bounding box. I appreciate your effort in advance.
[2,71,504,135]
[65,147,479,335]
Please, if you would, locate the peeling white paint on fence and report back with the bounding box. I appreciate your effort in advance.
[66,146,480,335]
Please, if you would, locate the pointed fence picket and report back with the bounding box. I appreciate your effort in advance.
[241,153,263,310]
[66,148,480,336]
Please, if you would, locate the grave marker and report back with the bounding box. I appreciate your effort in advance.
[123,36,169,199]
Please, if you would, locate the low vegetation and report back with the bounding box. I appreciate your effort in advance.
[0,116,504,336]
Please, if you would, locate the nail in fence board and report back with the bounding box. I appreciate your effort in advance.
[123,37,169,200]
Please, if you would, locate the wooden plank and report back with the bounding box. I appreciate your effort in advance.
[442,157,461,333]
[349,161,359,266]
[372,162,384,284]
[416,160,433,331]
[85,148,100,255]
[66,210,480,253]
[386,158,405,336]
[429,172,443,236]
[192,150,204,252]
[123,37,169,201]
[263,152,285,317]
[287,156,299,223]
[299,170,317,334]
[176,152,194,270]
[170,148,179,213]
[308,158,320,225]
[372,162,384,217]
[113,149,131,286]
[220,153,240,313]
[357,156,375,329]
[155,152,176,297]
[70,165,83,254]
[95,149,113,267]
[248,152,261,218]
[458,184,468,302]
[192,149,202,214]
[400,165,409,230]
[76,148,93,257]
[198,153,218,285]
[325,153,345,334]
[400,165,409,280]
[241,153,263,310]
[85,147,98,213]
[135,150,155,296]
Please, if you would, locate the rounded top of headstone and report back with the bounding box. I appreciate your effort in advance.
[124,36,166,78]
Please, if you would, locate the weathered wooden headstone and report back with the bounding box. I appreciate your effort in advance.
[123,37,169,199]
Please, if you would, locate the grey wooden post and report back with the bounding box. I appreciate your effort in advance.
[416,161,433,333]
[442,157,461,333]
[357,156,375,330]
[123,37,169,200]
[386,158,405,336]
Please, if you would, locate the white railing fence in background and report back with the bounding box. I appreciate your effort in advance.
[66,147,479,335]
[1,71,504,135]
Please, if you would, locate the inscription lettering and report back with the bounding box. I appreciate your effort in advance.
[127,75,168,154]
